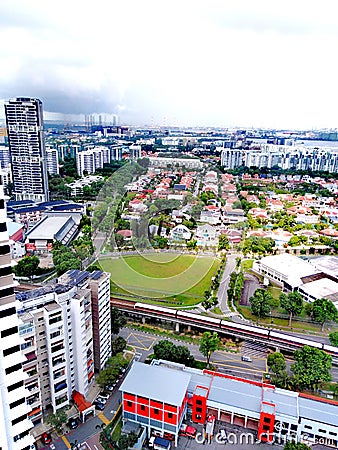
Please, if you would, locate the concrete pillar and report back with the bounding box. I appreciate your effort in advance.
[174,433,178,447]
[218,408,221,420]
[142,317,146,324]
[187,325,191,332]
[231,412,234,424]
[175,322,180,332]
[244,415,247,428]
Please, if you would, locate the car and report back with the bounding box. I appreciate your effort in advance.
[41,432,52,445]
[241,355,252,362]
[96,396,107,404]
[93,401,105,411]
[99,392,110,400]
[120,367,126,374]
[105,384,115,391]
[67,417,79,429]
[179,424,197,438]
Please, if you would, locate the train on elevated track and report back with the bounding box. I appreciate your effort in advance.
[120,301,338,358]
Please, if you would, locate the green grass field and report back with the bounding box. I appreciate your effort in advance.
[99,252,220,306]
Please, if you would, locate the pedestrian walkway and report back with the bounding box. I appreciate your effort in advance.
[241,340,268,358]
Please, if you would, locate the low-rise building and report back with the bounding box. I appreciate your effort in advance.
[121,360,338,446]
[25,216,78,253]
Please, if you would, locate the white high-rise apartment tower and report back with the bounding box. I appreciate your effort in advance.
[0,180,35,449]
[5,98,49,202]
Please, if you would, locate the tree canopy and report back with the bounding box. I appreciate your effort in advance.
[14,255,40,278]
[249,288,272,323]
[291,345,332,390]
[279,292,303,327]
[199,331,220,367]
[329,331,338,347]
[310,298,338,331]
[153,340,195,366]
[283,442,311,450]
[111,308,127,335]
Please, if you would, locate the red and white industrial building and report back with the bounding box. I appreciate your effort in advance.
[120,360,338,447]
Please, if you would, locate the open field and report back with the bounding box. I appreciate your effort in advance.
[99,252,220,306]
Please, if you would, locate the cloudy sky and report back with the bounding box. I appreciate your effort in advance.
[1,0,338,129]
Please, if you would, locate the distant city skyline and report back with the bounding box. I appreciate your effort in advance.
[1,1,338,129]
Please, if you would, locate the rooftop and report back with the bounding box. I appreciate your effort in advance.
[26,216,72,240]
[120,361,191,406]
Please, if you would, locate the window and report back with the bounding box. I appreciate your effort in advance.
[154,409,159,415]
[0,244,10,255]
[12,414,27,426]
[304,425,312,430]
[1,326,19,338]
[318,429,326,434]
[8,381,24,392]
[140,405,145,411]
[0,287,14,299]
[195,407,202,413]
[0,266,12,277]
[5,362,22,375]
[291,425,297,431]
[168,413,173,419]
[9,397,25,409]
[0,306,15,318]
[127,401,132,407]
[263,417,271,424]
[196,399,202,405]
[329,432,337,436]
[3,344,20,357]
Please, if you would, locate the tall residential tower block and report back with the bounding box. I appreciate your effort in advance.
[5,97,49,202]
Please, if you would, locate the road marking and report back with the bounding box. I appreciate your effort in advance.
[61,435,71,448]
[98,412,110,425]
[128,332,156,350]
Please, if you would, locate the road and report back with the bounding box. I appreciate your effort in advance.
[119,328,267,381]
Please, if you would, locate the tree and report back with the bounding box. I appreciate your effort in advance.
[267,352,289,387]
[111,308,127,335]
[199,331,220,368]
[311,298,338,331]
[249,288,272,323]
[283,442,311,450]
[291,345,332,390]
[267,352,286,377]
[153,340,195,366]
[329,331,338,347]
[279,292,303,327]
[202,296,218,311]
[186,239,197,250]
[218,235,230,251]
[118,431,138,450]
[47,409,67,434]
[14,255,40,278]
[111,336,127,356]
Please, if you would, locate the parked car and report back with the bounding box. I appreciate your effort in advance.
[41,433,52,445]
[241,355,252,362]
[179,424,197,438]
[105,384,116,391]
[67,417,79,429]
[99,392,110,400]
[93,401,105,411]
[96,396,107,404]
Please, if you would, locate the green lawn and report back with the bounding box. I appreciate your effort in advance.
[100,253,220,306]
[241,259,254,271]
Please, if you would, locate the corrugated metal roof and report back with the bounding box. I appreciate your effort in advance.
[120,362,191,406]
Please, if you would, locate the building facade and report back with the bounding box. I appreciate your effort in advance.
[121,360,338,447]
[5,97,49,202]
[0,181,36,449]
